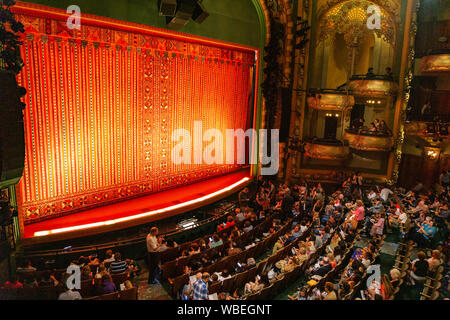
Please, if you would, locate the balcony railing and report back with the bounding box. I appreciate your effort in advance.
[343,129,394,152]
[420,49,450,73]
[304,138,350,161]
[307,89,355,111]
[347,75,398,97]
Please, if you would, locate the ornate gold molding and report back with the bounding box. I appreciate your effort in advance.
[420,53,450,73]
[344,131,394,151]
[304,142,351,160]
[347,79,399,97]
[307,93,355,111]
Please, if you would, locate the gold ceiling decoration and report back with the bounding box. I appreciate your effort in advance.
[316,0,398,47]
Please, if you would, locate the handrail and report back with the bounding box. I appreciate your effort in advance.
[349,74,396,81]
[17,202,237,259]
[345,128,392,138]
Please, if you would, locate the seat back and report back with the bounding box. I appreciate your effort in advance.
[80,279,95,298]
[111,272,128,288]
[162,260,178,280]
[221,277,235,294]
[100,291,119,300]
[119,287,138,300]
[207,281,222,295]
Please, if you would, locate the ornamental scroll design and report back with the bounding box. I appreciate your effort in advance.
[316,0,400,48]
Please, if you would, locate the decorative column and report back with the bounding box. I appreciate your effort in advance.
[285,0,312,182]
[387,0,419,184]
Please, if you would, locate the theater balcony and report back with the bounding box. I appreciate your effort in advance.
[404,120,449,141]
[307,89,355,111]
[347,75,398,97]
[304,139,350,162]
[343,129,394,152]
[420,49,450,73]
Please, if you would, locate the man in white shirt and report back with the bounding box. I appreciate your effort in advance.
[380,187,393,202]
[367,189,377,201]
[146,227,163,285]
[398,211,408,224]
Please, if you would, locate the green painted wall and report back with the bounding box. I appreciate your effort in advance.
[23,0,262,48]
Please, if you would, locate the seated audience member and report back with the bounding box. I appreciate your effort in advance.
[81,266,93,281]
[227,242,242,256]
[38,271,59,287]
[389,268,401,287]
[210,234,223,248]
[126,259,141,278]
[98,274,116,295]
[189,243,200,256]
[244,274,270,294]
[408,251,429,285]
[323,282,338,300]
[235,208,245,223]
[110,252,128,274]
[103,250,115,264]
[243,221,254,233]
[309,257,332,278]
[95,264,108,280]
[58,287,82,301]
[427,250,442,273]
[1,275,23,290]
[411,220,437,247]
[16,260,37,273]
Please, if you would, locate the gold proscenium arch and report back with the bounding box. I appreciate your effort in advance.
[315,0,399,48]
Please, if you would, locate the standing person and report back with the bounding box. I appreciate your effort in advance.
[146,227,163,285]
[353,200,365,229]
[239,187,250,208]
[193,273,210,300]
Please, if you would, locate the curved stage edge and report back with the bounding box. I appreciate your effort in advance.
[21,169,252,245]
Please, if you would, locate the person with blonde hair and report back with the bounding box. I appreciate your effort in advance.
[389,268,401,287]
[380,274,394,299]
[428,250,442,273]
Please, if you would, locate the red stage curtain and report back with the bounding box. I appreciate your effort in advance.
[14,4,256,224]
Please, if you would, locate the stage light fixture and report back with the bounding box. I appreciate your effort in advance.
[159,0,178,16]
[166,0,196,29]
[192,1,209,23]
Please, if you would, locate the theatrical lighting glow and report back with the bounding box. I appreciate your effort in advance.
[33,177,250,237]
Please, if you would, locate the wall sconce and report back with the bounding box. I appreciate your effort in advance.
[424,147,440,160]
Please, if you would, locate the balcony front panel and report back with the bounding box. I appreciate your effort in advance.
[307,93,355,111]
[348,79,398,97]
[304,142,350,161]
[421,54,450,73]
[343,131,394,152]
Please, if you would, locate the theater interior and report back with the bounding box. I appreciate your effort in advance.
[0,0,448,302]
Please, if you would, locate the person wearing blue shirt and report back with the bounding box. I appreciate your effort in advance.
[193,273,210,300]
[412,220,437,246]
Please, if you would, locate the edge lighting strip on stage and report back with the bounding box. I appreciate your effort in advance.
[33,177,250,237]
[13,2,258,226]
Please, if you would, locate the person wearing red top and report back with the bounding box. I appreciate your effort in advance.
[353,200,365,229]
[2,277,23,290]
[218,216,236,231]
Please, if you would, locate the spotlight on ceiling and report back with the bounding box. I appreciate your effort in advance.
[159,0,178,16]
